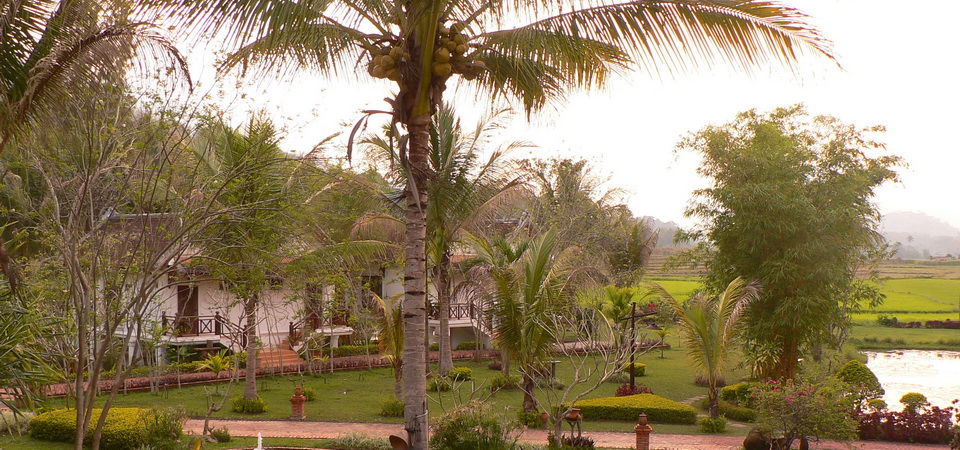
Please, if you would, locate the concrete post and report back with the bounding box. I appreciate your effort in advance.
[634,412,653,450]
[290,386,306,420]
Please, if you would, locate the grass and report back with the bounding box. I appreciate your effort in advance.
[848,324,960,350]
[43,348,750,436]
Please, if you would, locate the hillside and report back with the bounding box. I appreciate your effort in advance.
[882,211,960,258]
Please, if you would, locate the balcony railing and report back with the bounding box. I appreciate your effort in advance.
[161,312,246,347]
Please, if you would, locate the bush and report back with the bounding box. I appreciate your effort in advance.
[430,401,518,449]
[836,360,884,407]
[429,343,439,351]
[29,408,155,450]
[615,383,652,396]
[209,426,231,443]
[487,360,503,371]
[490,374,521,391]
[325,432,391,449]
[696,398,756,422]
[876,314,898,327]
[720,382,760,408]
[604,372,629,384]
[570,394,696,424]
[699,416,727,433]
[752,379,858,449]
[141,407,186,450]
[428,377,452,392]
[0,410,33,434]
[301,386,317,402]
[516,409,542,428]
[231,396,267,414]
[379,398,405,418]
[548,433,595,449]
[858,403,955,444]
[447,367,473,381]
[900,393,930,413]
[866,399,887,412]
[455,341,480,351]
[694,374,725,387]
[621,362,646,377]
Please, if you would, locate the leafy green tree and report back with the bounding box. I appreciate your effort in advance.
[0,1,185,151]
[655,277,758,419]
[195,116,295,402]
[148,0,833,442]
[677,105,902,379]
[523,159,657,285]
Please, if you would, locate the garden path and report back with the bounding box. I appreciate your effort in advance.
[182,419,945,449]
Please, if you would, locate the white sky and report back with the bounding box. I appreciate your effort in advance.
[179,0,960,229]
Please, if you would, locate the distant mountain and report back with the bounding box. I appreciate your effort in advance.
[642,216,682,248]
[881,212,960,258]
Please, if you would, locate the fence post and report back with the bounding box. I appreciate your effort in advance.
[635,413,653,450]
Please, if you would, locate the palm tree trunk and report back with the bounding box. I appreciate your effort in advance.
[243,296,258,400]
[401,113,430,449]
[521,372,537,412]
[437,254,453,375]
[708,384,720,419]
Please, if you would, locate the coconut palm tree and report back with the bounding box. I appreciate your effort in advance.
[358,103,527,375]
[653,277,758,419]
[375,293,405,398]
[146,0,833,443]
[0,0,186,152]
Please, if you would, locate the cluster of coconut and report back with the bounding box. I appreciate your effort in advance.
[368,45,408,81]
[367,22,485,81]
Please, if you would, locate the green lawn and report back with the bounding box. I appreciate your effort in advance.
[0,435,342,449]
[45,348,749,436]
[849,324,960,350]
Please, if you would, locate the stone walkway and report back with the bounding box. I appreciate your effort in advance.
[183,419,948,449]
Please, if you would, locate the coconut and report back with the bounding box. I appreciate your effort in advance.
[455,44,468,55]
[389,46,403,59]
[450,22,465,33]
[434,48,451,62]
[433,62,453,77]
[453,34,468,45]
[372,65,387,78]
[381,55,396,67]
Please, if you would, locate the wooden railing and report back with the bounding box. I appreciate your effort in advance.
[161,312,247,347]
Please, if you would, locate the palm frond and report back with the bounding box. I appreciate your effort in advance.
[351,212,405,243]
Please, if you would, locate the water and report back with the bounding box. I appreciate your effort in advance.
[865,350,960,409]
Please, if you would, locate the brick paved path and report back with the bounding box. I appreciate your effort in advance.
[183,419,948,449]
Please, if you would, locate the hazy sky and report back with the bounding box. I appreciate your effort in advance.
[182,0,960,229]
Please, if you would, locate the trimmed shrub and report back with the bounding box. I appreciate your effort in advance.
[29,408,155,450]
[487,360,502,371]
[697,398,756,422]
[604,372,629,384]
[899,392,929,413]
[231,396,267,414]
[615,383,652,397]
[428,377,452,392]
[455,341,480,351]
[209,426,231,443]
[836,360,884,405]
[516,409,541,428]
[489,374,521,391]
[379,399,405,418]
[447,367,473,381]
[621,362,646,377]
[325,433,391,449]
[858,404,955,444]
[302,386,317,402]
[699,416,727,433]
[570,394,696,424]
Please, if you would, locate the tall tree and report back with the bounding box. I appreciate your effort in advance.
[677,105,901,379]
[655,277,758,418]
[195,117,294,402]
[147,1,834,443]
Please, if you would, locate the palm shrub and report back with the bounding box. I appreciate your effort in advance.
[198,351,233,378]
[430,400,518,449]
[147,0,834,443]
[654,277,758,419]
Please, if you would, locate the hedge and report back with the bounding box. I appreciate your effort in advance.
[621,362,646,377]
[330,344,379,358]
[698,398,756,422]
[455,341,481,351]
[29,408,152,450]
[570,394,696,424]
[720,382,760,407]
